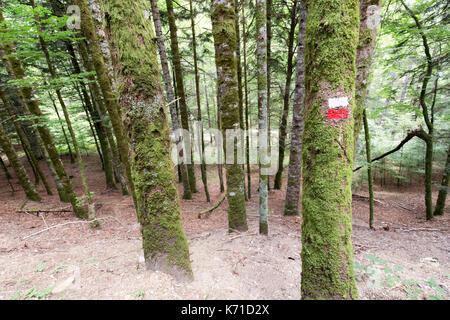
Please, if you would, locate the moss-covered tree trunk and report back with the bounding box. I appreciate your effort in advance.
[211,0,247,232]
[75,0,134,200]
[242,0,251,199]
[363,109,374,228]
[0,10,86,218]
[300,0,359,299]
[76,40,128,194]
[215,86,225,194]
[284,0,306,216]
[46,88,75,163]
[0,155,14,193]
[434,145,449,216]
[0,122,40,201]
[32,1,95,220]
[274,0,298,190]
[150,0,192,200]
[189,0,210,203]
[104,0,193,280]
[165,0,197,194]
[353,0,382,149]
[256,0,269,235]
[66,41,116,189]
[1,90,52,195]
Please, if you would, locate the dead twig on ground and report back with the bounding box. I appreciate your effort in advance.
[21,216,129,240]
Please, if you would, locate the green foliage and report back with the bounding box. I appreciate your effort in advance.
[354,254,448,300]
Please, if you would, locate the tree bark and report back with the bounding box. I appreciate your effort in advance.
[353,0,383,147]
[32,0,95,220]
[241,0,251,199]
[211,0,247,232]
[165,0,198,194]
[66,41,116,189]
[0,10,86,218]
[1,90,52,195]
[434,145,449,216]
[284,0,306,216]
[256,0,269,235]
[150,0,192,200]
[300,0,359,299]
[363,109,374,229]
[75,0,134,201]
[189,0,210,203]
[274,0,298,190]
[103,0,193,280]
[0,122,40,201]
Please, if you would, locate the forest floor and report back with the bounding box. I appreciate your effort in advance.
[0,155,449,300]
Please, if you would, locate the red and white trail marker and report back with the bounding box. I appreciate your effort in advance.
[327,96,349,120]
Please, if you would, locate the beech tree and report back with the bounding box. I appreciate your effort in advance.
[211,0,248,232]
[300,0,359,299]
[101,0,193,279]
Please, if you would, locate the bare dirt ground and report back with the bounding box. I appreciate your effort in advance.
[0,155,448,300]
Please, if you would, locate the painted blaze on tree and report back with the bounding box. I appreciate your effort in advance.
[301,0,359,299]
[103,0,193,280]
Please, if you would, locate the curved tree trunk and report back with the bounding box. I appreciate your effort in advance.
[0,122,40,201]
[0,10,86,218]
[103,0,193,280]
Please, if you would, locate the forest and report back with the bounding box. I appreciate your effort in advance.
[0,0,448,301]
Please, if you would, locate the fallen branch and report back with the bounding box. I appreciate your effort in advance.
[17,207,72,216]
[21,216,127,240]
[198,194,226,219]
[352,193,384,205]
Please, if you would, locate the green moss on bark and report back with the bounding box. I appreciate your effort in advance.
[212,0,248,233]
[104,0,193,279]
[301,0,359,300]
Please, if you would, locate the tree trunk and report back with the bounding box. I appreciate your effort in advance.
[150,0,192,200]
[47,89,75,163]
[353,0,383,148]
[211,0,247,232]
[165,0,197,194]
[284,0,306,216]
[300,0,359,299]
[0,122,40,201]
[256,0,269,235]
[1,90,52,195]
[0,155,14,194]
[434,145,449,216]
[103,0,193,280]
[66,41,116,189]
[234,0,248,201]
[75,0,134,202]
[76,40,128,194]
[363,109,374,229]
[274,0,298,190]
[32,1,95,220]
[241,0,251,199]
[189,0,210,203]
[0,10,86,218]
